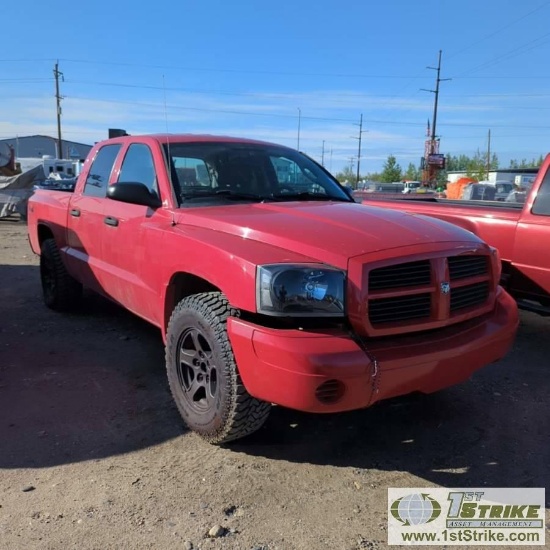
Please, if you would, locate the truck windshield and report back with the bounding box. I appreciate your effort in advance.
[163,142,352,206]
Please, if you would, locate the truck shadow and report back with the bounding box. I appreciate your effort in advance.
[1,260,548,498]
[232,311,550,494]
[0,263,184,470]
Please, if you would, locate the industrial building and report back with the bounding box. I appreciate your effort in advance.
[0,135,92,162]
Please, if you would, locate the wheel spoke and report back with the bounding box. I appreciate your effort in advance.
[188,376,205,401]
[177,328,215,408]
[174,322,220,413]
[191,330,205,355]
[179,347,200,367]
[179,330,202,369]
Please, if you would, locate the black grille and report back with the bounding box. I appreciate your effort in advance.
[449,255,489,280]
[451,282,490,312]
[369,260,431,291]
[369,293,431,325]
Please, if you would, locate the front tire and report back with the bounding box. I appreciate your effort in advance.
[40,238,82,311]
[166,292,270,444]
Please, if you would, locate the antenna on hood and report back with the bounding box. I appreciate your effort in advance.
[162,75,177,225]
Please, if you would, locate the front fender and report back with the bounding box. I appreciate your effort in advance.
[157,225,317,339]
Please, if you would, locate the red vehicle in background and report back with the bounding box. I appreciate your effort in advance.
[359,156,550,316]
[27,134,518,443]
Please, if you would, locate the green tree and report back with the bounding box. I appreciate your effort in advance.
[464,149,500,180]
[509,156,543,169]
[366,171,382,182]
[446,152,498,175]
[446,154,472,172]
[380,155,402,183]
[404,162,421,181]
[334,166,355,183]
[441,151,544,174]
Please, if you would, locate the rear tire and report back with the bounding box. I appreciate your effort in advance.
[166,292,270,444]
[40,238,82,311]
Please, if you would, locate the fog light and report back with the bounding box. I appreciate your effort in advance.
[315,379,345,404]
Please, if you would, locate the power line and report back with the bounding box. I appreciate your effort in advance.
[65,78,427,105]
[64,94,355,123]
[58,58,429,80]
[452,75,550,79]
[445,92,550,97]
[455,31,550,78]
[0,58,57,63]
[4,88,549,132]
[0,78,53,83]
[446,1,550,61]
[55,94,550,129]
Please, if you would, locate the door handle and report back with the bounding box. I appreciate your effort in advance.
[104,216,119,227]
[70,209,80,217]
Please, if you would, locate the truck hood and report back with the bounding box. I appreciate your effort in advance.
[176,201,482,268]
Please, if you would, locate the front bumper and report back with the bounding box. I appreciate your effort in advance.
[228,287,519,413]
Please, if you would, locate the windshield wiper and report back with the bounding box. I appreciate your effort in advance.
[180,189,352,204]
[270,192,351,202]
[181,189,271,202]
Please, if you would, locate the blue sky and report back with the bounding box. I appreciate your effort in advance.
[2,0,550,174]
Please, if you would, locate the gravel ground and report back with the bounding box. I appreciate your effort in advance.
[0,218,548,550]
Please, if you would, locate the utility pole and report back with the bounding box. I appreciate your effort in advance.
[297,108,301,151]
[429,50,444,143]
[53,61,64,158]
[486,129,491,180]
[421,50,451,187]
[348,156,355,178]
[352,113,367,185]
[321,140,325,166]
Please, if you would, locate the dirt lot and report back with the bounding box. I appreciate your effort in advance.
[0,219,548,550]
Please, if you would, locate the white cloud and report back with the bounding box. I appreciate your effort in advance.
[0,87,508,173]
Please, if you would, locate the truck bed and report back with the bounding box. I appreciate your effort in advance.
[357,193,523,212]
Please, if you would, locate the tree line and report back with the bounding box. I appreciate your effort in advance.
[335,151,544,184]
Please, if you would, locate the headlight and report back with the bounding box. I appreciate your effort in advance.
[256,264,345,317]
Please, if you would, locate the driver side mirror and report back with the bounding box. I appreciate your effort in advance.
[107,182,162,208]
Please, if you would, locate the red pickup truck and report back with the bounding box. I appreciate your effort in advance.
[359,155,550,317]
[27,134,518,444]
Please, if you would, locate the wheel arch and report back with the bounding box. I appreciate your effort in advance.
[37,223,55,247]
[162,272,222,339]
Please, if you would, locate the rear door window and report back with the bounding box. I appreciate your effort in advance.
[83,144,121,197]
